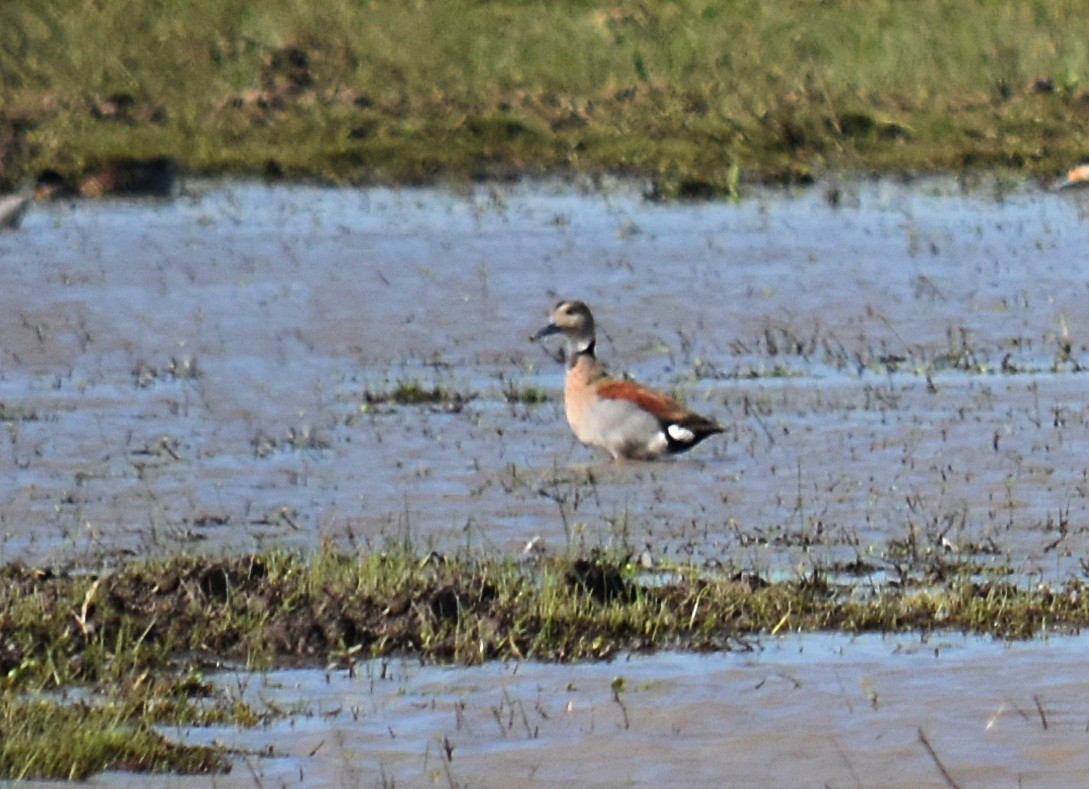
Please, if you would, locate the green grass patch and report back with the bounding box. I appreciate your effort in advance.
[502,380,551,405]
[0,694,232,780]
[2,548,1088,696]
[362,379,473,408]
[3,0,1089,191]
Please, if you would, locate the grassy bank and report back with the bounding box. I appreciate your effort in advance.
[3,547,1089,777]
[2,1,1088,195]
[7,548,1083,695]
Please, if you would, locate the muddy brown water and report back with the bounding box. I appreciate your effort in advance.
[7,177,1089,784]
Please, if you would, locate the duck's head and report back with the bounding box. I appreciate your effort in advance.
[531,300,596,356]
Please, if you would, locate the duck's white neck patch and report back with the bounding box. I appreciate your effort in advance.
[566,338,596,368]
[574,337,595,355]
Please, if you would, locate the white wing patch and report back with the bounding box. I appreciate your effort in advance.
[646,432,669,457]
[667,424,696,443]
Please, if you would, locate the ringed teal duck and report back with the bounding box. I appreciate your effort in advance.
[532,300,723,460]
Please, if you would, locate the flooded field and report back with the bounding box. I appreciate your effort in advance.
[75,632,1089,788]
[4,176,1089,576]
[6,177,1089,784]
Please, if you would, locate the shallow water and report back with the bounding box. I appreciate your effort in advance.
[4,177,1089,578]
[69,632,1089,787]
[8,179,1089,785]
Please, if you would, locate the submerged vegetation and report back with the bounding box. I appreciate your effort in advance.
[3,1,1089,194]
